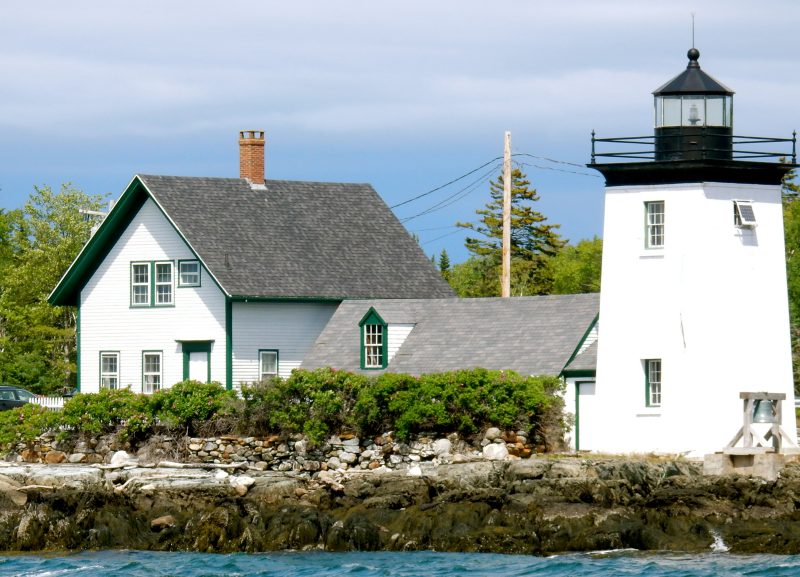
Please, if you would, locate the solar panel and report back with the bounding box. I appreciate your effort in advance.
[738,203,756,223]
[734,201,757,227]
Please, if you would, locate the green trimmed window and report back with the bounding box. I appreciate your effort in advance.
[359,308,388,370]
[645,359,662,407]
[259,350,279,381]
[645,201,665,249]
[131,261,174,307]
[100,351,119,389]
[179,260,201,287]
[143,351,162,394]
[131,262,150,306]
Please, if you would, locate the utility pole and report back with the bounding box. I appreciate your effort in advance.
[501,131,511,298]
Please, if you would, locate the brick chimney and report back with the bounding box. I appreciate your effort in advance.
[239,130,265,184]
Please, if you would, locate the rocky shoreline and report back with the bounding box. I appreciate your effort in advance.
[3,456,800,554]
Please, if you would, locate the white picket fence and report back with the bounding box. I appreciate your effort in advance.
[29,396,66,410]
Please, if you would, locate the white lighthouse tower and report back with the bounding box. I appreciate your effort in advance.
[586,48,797,457]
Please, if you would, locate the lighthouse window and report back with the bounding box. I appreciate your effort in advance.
[645,359,662,407]
[682,97,705,127]
[734,200,757,228]
[645,201,665,248]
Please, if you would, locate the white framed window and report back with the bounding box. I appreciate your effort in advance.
[364,324,384,368]
[154,262,173,305]
[646,359,662,407]
[179,260,201,287]
[259,350,278,381]
[734,200,757,228]
[645,201,665,249]
[100,352,119,390]
[131,262,150,306]
[143,352,162,394]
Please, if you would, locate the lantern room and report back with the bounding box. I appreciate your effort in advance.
[653,48,734,161]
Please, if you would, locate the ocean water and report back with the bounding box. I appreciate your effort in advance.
[1,550,800,577]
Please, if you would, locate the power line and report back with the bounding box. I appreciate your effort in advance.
[421,228,464,245]
[399,164,500,224]
[511,152,588,169]
[390,156,502,209]
[515,160,600,178]
[392,151,596,212]
[409,224,459,233]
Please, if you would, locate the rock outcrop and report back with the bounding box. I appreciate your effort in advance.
[3,457,800,554]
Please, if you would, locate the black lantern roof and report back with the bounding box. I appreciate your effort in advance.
[652,48,733,96]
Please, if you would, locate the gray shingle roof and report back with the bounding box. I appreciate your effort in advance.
[139,175,454,299]
[563,340,597,373]
[302,293,600,376]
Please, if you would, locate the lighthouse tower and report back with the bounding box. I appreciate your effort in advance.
[586,48,797,456]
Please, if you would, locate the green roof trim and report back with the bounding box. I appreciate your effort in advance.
[358,307,386,328]
[48,175,230,307]
[561,369,596,378]
[49,177,149,307]
[559,313,599,377]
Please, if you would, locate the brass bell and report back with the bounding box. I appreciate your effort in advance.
[752,399,778,424]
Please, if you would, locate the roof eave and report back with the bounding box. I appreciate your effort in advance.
[48,175,148,306]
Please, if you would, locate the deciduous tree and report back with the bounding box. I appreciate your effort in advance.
[0,184,105,393]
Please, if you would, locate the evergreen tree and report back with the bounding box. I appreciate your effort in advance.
[438,248,451,281]
[457,168,564,295]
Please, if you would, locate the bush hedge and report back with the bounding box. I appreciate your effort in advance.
[0,369,564,449]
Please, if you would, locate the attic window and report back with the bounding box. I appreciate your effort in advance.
[178,260,201,287]
[734,200,757,228]
[359,308,388,370]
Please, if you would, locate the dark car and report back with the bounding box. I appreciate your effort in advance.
[0,385,37,411]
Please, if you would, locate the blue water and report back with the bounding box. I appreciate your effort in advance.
[1,550,799,577]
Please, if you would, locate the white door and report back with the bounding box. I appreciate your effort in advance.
[575,380,597,451]
[189,351,208,382]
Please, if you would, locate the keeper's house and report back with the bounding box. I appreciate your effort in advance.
[48,131,453,394]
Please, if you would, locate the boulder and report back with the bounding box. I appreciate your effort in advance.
[44,451,66,464]
[433,439,452,456]
[482,443,508,461]
[110,450,137,466]
[150,515,177,531]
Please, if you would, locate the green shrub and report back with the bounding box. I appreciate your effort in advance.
[353,372,417,434]
[0,369,564,450]
[0,403,60,447]
[147,380,234,436]
[237,368,368,443]
[374,369,558,440]
[61,388,149,436]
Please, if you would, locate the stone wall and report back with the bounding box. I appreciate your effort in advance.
[3,427,536,472]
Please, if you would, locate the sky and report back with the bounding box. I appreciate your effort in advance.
[2,1,799,263]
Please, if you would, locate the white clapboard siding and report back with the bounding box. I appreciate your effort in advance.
[80,199,227,394]
[232,301,338,387]
[387,324,415,364]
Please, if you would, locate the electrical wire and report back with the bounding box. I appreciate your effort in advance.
[399,164,500,224]
[421,228,465,246]
[511,152,588,169]
[515,161,601,178]
[409,224,459,233]
[390,156,503,209]
[391,151,596,214]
